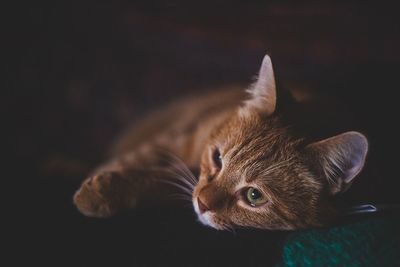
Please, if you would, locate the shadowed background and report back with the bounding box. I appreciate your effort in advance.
[8,1,400,266]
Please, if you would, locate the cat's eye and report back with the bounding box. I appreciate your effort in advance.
[245,187,267,207]
[212,148,222,169]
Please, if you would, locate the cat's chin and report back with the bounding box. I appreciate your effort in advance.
[197,212,219,229]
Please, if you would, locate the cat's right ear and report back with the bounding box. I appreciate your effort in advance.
[305,132,369,195]
[240,55,277,116]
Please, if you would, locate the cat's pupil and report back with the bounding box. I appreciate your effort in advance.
[250,189,262,200]
[212,149,222,169]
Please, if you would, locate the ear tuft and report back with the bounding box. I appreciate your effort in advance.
[306,132,368,194]
[241,55,277,116]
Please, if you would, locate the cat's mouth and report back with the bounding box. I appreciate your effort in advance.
[193,198,224,230]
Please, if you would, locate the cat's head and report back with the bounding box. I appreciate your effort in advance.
[192,55,368,230]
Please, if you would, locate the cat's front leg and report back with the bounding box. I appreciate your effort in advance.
[73,170,139,217]
[73,150,187,217]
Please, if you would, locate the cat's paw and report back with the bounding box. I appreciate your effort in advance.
[73,172,134,218]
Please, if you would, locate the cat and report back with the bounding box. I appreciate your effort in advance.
[73,55,368,230]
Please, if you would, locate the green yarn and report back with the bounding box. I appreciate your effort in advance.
[280,214,400,267]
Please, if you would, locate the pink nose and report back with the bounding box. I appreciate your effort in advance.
[197,197,210,213]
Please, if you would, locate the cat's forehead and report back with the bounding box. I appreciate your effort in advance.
[217,114,286,145]
[209,114,301,183]
[220,119,297,163]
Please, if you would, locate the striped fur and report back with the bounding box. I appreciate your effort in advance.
[73,55,368,230]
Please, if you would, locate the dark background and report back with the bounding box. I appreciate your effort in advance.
[7,1,400,266]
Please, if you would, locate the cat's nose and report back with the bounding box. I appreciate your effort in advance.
[197,197,210,213]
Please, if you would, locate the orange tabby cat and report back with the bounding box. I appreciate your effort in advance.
[73,55,368,230]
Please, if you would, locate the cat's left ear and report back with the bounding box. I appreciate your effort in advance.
[241,55,277,116]
[305,132,369,195]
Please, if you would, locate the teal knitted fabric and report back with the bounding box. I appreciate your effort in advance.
[278,214,400,267]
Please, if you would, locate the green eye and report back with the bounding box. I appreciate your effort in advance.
[246,187,266,207]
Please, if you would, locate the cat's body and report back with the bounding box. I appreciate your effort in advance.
[111,88,246,169]
[74,55,368,230]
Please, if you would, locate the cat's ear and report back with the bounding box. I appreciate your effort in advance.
[305,132,368,195]
[241,55,277,116]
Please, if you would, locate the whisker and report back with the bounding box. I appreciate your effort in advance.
[154,161,196,189]
[160,157,190,178]
[161,169,195,189]
[225,224,236,235]
[169,193,193,202]
[166,160,197,187]
[158,180,193,195]
[153,147,198,185]
[139,147,199,204]
[168,166,197,187]
[147,165,195,190]
[151,149,198,192]
[165,153,197,183]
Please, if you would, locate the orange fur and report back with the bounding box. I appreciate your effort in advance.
[74,55,368,230]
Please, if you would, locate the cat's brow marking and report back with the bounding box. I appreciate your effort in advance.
[245,157,295,183]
